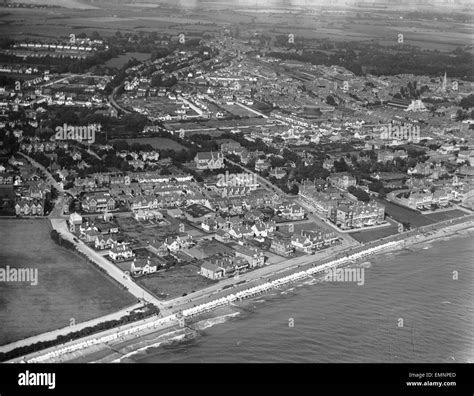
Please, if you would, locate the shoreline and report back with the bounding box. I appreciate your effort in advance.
[5,218,474,363]
[71,223,474,364]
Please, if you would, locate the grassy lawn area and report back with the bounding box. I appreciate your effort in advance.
[115,216,195,246]
[104,52,150,68]
[378,199,435,227]
[422,209,468,223]
[136,264,216,300]
[277,219,336,235]
[349,223,400,244]
[220,104,259,117]
[111,137,188,151]
[0,219,136,346]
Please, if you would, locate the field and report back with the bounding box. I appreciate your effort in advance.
[220,104,260,118]
[421,209,469,223]
[380,199,470,228]
[137,264,216,300]
[349,222,399,244]
[104,52,151,69]
[165,117,270,132]
[378,199,435,227]
[118,95,200,119]
[0,2,470,56]
[114,216,205,247]
[115,216,177,246]
[111,137,188,151]
[0,219,136,346]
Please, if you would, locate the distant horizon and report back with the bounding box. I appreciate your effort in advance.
[5,0,474,12]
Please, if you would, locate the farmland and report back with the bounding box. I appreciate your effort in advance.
[111,137,188,151]
[0,219,135,345]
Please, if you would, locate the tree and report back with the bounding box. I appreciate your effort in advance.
[326,95,337,106]
[334,158,349,172]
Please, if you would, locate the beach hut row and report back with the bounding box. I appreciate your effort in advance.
[182,295,240,317]
[26,316,170,363]
[181,241,403,320]
[306,240,401,278]
[25,241,403,363]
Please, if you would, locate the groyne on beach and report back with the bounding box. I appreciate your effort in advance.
[6,217,474,363]
[11,240,403,363]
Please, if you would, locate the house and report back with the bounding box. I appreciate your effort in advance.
[14,199,44,216]
[82,193,115,213]
[228,225,253,239]
[298,182,340,217]
[133,209,163,221]
[328,172,357,190]
[71,150,82,161]
[243,209,265,222]
[291,233,313,253]
[269,167,287,179]
[0,174,14,185]
[331,201,385,229]
[184,203,214,223]
[255,158,271,172]
[200,261,224,280]
[220,141,243,154]
[215,229,231,243]
[407,191,434,210]
[131,258,158,276]
[68,212,83,232]
[270,237,295,257]
[212,255,249,275]
[251,221,276,238]
[201,218,218,232]
[194,151,224,170]
[377,150,408,163]
[94,221,119,235]
[163,233,194,252]
[83,228,101,243]
[94,236,117,250]
[109,243,135,262]
[234,246,265,268]
[278,203,305,220]
[128,196,159,211]
[432,189,451,207]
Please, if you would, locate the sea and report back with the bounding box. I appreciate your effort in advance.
[131,232,473,363]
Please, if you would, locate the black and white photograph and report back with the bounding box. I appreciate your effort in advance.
[0,0,472,392]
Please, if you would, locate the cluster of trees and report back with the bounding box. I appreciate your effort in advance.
[1,130,19,153]
[267,49,363,76]
[460,94,474,109]
[268,45,474,80]
[348,185,370,202]
[38,107,151,141]
[50,229,75,251]
[0,47,117,76]
[455,108,474,121]
[151,74,178,88]
[396,81,430,100]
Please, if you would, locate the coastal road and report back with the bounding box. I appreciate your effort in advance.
[0,302,143,355]
[159,242,350,313]
[50,218,171,315]
[7,216,474,363]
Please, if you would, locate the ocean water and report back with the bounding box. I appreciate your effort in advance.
[134,233,474,363]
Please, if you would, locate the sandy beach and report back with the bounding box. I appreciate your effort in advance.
[6,217,474,364]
